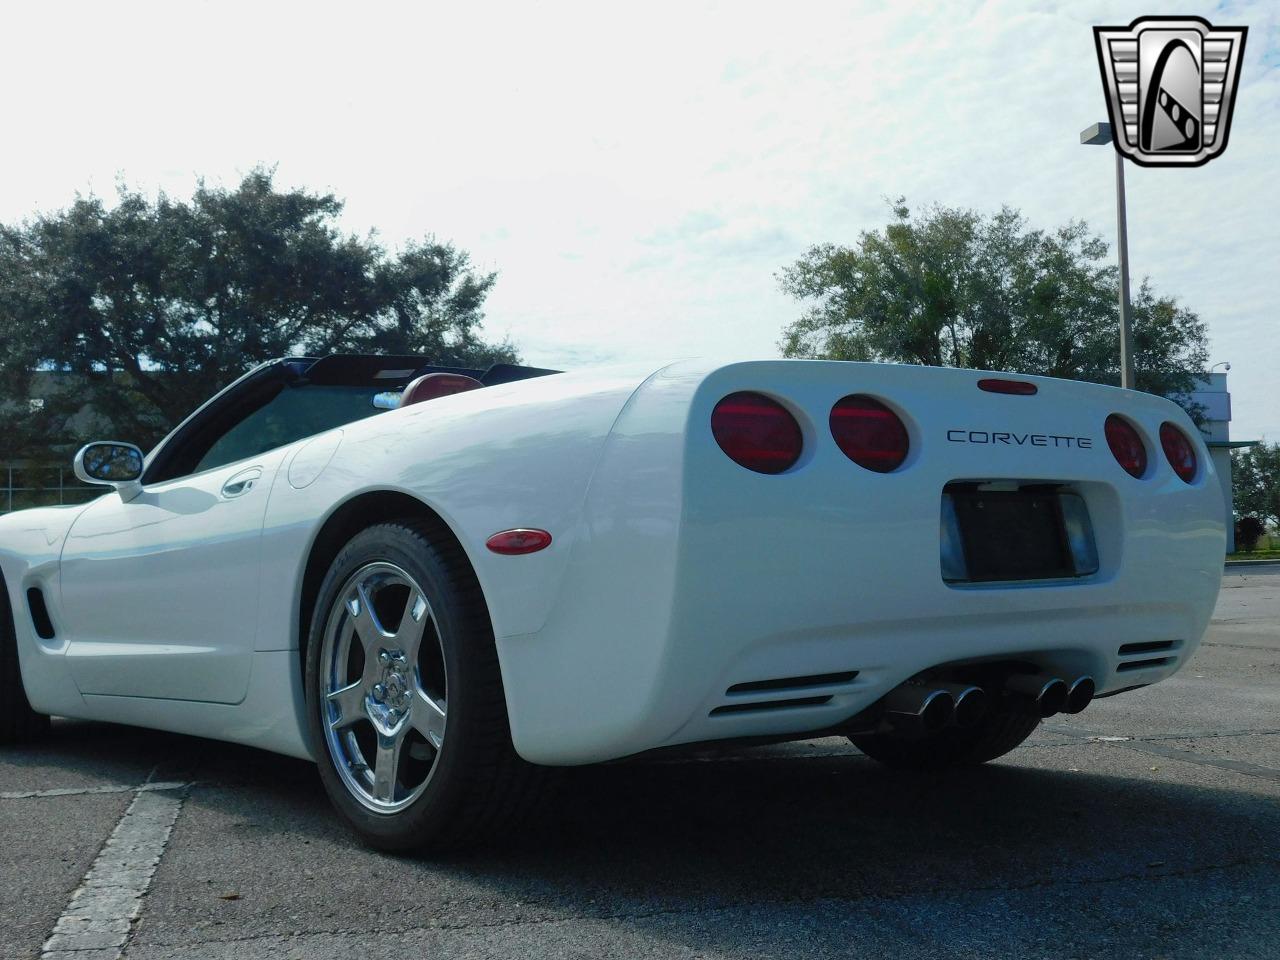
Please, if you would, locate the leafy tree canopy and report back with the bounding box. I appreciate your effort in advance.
[1232,442,1280,526]
[0,169,515,455]
[778,201,1208,405]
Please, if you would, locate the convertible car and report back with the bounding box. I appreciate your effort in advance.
[0,356,1224,848]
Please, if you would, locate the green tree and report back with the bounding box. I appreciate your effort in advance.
[0,169,515,456]
[1231,442,1280,526]
[778,201,1208,403]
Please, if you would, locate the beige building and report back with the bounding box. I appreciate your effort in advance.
[1187,371,1254,554]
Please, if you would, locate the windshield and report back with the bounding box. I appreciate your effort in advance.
[195,384,388,474]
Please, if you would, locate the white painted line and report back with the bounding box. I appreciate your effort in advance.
[1,781,190,801]
[40,773,189,960]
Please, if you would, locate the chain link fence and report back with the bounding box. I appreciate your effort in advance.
[1,463,101,515]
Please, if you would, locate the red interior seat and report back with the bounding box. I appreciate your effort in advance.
[398,372,483,408]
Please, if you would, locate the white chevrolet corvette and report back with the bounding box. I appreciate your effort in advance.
[0,356,1224,848]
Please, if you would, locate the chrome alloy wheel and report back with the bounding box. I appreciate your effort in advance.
[319,562,448,814]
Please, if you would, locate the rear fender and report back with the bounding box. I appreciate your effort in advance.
[257,364,671,659]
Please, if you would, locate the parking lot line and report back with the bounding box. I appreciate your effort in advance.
[40,769,191,960]
[1,781,192,801]
[1044,723,1280,783]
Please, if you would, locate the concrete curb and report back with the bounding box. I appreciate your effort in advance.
[1225,558,1280,567]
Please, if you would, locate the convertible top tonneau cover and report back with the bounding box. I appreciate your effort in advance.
[296,355,561,388]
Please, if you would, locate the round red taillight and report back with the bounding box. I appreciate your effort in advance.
[1105,414,1147,479]
[710,392,803,475]
[1159,422,1197,483]
[829,395,909,473]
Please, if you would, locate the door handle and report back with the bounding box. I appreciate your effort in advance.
[221,468,263,499]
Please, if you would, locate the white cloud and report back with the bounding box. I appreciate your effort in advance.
[2,0,1276,438]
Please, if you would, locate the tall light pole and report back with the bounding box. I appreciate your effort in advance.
[1081,121,1136,390]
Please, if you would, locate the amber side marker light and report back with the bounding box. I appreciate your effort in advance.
[486,529,553,555]
[977,378,1038,396]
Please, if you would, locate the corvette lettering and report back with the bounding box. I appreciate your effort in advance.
[947,430,1093,449]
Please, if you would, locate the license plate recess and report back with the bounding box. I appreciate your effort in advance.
[941,485,1099,584]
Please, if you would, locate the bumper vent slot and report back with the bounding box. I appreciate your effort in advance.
[1116,640,1178,674]
[710,670,857,718]
[726,670,858,696]
[710,695,832,717]
[1118,640,1175,656]
[27,588,55,640]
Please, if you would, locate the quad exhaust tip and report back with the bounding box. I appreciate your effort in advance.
[882,682,988,733]
[937,682,988,728]
[1005,673,1069,718]
[884,685,955,734]
[881,671,1092,732]
[1063,676,1096,715]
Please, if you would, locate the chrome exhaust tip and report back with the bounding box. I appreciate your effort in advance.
[1005,673,1069,718]
[1063,676,1096,714]
[917,690,956,733]
[936,683,989,728]
[884,685,955,734]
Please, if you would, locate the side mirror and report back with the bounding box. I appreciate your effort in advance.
[74,442,145,488]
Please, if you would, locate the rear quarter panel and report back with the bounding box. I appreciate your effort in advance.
[255,363,669,654]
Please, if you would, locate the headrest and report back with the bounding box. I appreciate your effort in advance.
[399,372,483,408]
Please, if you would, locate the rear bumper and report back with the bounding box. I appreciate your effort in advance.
[657,590,1209,754]
[495,361,1225,765]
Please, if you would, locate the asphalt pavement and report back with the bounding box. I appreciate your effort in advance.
[2,566,1277,960]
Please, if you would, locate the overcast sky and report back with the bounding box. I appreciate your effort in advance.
[3,0,1276,440]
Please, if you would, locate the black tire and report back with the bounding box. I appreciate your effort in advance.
[305,519,545,852]
[850,708,1040,769]
[0,576,51,744]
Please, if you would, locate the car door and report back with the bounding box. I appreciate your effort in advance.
[59,449,289,704]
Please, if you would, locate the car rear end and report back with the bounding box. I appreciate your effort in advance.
[496,359,1224,765]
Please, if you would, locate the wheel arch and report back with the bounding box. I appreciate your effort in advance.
[0,563,14,642]
[296,490,490,679]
